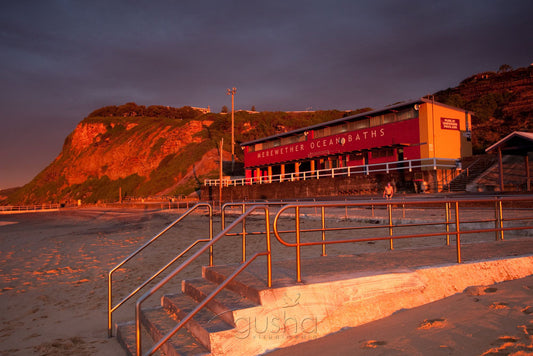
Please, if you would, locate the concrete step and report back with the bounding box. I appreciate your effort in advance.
[182,278,259,326]
[116,308,209,356]
[162,293,234,351]
[202,265,265,304]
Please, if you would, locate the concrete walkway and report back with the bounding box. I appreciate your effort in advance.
[201,237,533,355]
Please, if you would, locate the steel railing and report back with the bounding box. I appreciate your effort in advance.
[135,205,272,356]
[109,195,532,354]
[272,196,533,283]
[0,204,61,213]
[204,157,458,186]
[107,203,213,338]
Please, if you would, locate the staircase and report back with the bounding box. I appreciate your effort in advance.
[447,155,498,191]
[116,264,264,356]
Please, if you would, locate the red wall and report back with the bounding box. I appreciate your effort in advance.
[244,118,421,168]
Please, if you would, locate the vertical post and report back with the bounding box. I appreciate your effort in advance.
[295,206,302,283]
[321,206,326,256]
[119,187,122,204]
[265,208,272,288]
[445,202,450,246]
[388,204,394,250]
[219,138,223,210]
[498,147,504,192]
[209,204,214,267]
[495,199,504,241]
[241,203,246,263]
[108,274,113,337]
[345,203,348,220]
[455,201,461,263]
[226,87,237,173]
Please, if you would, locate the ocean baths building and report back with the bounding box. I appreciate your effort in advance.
[205,98,473,200]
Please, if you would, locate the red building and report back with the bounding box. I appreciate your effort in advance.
[238,98,473,191]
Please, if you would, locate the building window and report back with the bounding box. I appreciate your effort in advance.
[370,115,383,127]
[396,107,418,121]
[371,148,394,158]
[383,112,396,124]
[314,126,332,139]
[331,123,347,135]
[348,118,369,131]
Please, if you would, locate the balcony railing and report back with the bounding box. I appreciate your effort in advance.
[204,157,458,187]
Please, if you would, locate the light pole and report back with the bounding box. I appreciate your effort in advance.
[226,87,236,173]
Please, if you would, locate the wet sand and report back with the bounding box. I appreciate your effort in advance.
[0,207,531,355]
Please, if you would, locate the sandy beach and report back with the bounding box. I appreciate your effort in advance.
[0,207,532,355]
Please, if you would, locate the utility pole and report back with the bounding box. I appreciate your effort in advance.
[219,138,223,208]
[226,87,236,173]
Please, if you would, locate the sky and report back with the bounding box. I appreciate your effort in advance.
[1,0,532,189]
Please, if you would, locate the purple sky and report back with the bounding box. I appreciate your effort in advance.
[1,0,532,189]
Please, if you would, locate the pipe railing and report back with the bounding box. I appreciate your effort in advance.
[110,196,532,353]
[107,203,213,337]
[204,157,458,186]
[272,196,533,283]
[0,204,61,212]
[135,205,272,356]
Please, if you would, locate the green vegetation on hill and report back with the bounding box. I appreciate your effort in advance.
[435,64,532,153]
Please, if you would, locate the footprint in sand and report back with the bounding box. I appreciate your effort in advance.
[490,336,519,346]
[489,302,509,310]
[360,340,387,349]
[521,306,533,315]
[418,318,447,329]
[484,287,498,293]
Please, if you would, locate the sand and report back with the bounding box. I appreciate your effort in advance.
[0,207,531,355]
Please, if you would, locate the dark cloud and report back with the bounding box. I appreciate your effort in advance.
[1,0,532,188]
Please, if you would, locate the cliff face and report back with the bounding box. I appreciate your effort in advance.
[62,119,210,184]
[7,105,352,204]
[9,110,222,204]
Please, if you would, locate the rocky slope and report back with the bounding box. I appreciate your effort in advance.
[5,105,354,204]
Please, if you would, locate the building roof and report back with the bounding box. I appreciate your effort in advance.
[485,131,533,155]
[240,98,473,147]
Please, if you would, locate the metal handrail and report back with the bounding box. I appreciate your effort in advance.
[272,196,533,283]
[107,203,213,337]
[0,204,61,212]
[220,201,295,263]
[204,157,458,186]
[135,205,272,356]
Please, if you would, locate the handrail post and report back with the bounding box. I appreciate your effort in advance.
[241,203,247,263]
[445,202,450,246]
[209,204,214,266]
[455,201,461,263]
[265,208,272,288]
[295,206,302,283]
[495,199,504,241]
[321,206,326,256]
[499,199,504,241]
[108,273,113,337]
[388,203,393,250]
